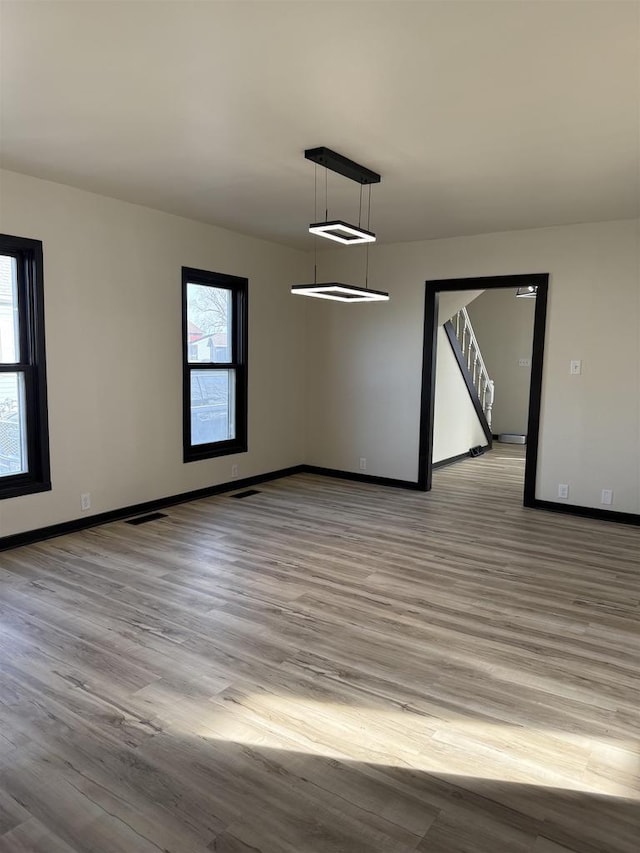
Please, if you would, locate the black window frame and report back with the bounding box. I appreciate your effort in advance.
[0,234,51,500]
[182,266,248,462]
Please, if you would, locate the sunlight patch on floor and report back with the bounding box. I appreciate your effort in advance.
[192,693,640,801]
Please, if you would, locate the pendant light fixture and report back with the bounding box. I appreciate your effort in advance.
[291,283,389,302]
[306,147,379,244]
[292,146,389,303]
[308,221,376,245]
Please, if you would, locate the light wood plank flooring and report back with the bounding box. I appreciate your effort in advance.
[0,446,639,852]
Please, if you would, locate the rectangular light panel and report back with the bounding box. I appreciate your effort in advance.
[309,220,376,245]
[291,283,389,303]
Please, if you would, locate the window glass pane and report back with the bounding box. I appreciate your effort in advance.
[187,283,232,364]
[0,372,28,476]
[0,255,20,363]
[190,369,236,445]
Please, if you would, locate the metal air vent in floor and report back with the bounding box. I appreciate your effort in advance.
[231,490,261,499]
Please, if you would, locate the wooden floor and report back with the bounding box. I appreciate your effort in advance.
[0,445,639,852]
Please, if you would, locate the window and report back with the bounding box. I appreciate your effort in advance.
[0,235,50,499]
[182,266,247,462]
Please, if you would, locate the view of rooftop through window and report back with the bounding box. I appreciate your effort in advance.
[187,283,231,364]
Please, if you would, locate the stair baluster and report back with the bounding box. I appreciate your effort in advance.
[452,308,494,429]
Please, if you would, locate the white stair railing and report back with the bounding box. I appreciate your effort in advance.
[453,307,494,428]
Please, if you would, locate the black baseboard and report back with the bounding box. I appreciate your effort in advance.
[529,499,640,527]
[0,464,420,552]
[0,465,305,552]
[5,465,636,552]
[432,446,490,470]
[303,465,420,490]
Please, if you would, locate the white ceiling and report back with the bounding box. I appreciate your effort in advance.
[1,1,638,249]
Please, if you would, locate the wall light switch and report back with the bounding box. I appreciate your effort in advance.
[570,360,582,375]
[518,358,531,368]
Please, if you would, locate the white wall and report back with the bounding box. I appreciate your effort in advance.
[438,289,483,324]
[0,170,308,536]
[466,288,536,435]
[433,326,488,464]
[306,219,640,513]
[1,170,637,532]
[305,289,421,481]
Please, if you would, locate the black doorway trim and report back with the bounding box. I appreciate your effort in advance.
[418,273,549,506]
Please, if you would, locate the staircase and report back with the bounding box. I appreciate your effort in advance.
[443,307,494,444]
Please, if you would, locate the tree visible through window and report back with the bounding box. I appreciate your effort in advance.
[0,235,50,499]
[182,267,247,461]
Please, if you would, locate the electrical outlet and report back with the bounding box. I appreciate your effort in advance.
[231,464,239,478]
[558,484,569,499]
[80,493,91,511]
[359,457,367,471]
[570,360,582,375]
[518,358,531,368]
[601,489,613,506]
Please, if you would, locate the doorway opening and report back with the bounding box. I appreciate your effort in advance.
[418,274,549,505]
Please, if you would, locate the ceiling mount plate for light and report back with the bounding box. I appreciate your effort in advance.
[516,285,538,298]
[291,282,389,303]
[309,220,376,245]
[305,147,381,185]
